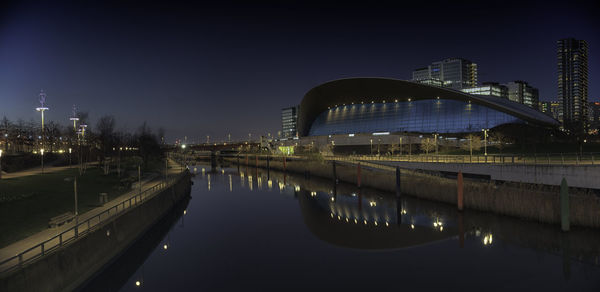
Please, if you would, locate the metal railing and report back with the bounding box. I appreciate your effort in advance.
[218,152,599,166]
[325,153,599,166]
[0,171,187,275]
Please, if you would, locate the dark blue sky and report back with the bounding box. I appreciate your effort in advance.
[1,0,598,142]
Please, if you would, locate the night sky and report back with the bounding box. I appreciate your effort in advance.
[1,0,598,142]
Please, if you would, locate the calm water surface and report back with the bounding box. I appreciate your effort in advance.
[83,163,600,291]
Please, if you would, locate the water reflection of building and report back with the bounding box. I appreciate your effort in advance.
[210,164,600,268]
[297,190,457,250]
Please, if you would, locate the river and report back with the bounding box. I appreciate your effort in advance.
[82,163,600,291]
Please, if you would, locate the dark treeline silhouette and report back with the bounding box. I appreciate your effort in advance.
[0,114,164,173]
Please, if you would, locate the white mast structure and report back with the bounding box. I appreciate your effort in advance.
[35,90,49,150]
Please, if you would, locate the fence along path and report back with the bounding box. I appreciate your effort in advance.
[0,159,185,275]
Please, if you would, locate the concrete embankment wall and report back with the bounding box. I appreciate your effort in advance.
[226,156,600,228]
[377,161,600,189]
[0,173,192,292]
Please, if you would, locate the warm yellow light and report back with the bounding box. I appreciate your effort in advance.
[410,224,415,229]
[68,148,72,153]
[135,280,141,286]
[163,244,168,250]
[183,210,187,215]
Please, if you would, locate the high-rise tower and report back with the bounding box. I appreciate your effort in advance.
[557,38,588,131]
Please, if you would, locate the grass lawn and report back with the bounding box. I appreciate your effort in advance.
[0,167,130,248]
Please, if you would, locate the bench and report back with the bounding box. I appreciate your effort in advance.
[49,212,74,228]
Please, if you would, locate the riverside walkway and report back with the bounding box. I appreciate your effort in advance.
[0,159,184,273]
[326,155,600,189]
[209,152,600,189]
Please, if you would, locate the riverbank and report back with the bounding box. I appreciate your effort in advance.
[225,155,600,228]
[249,168,600,267]
[0,170,192,292]
[0,167,131,247]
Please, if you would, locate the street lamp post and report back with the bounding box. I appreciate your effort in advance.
[181,144,186,171]
[433,133,439,155]
[40,148,44,174]
[482,129,489,156]
[370,139,373,156]
[74,177,78,237]
[399,137,402,156]
[68,148,72,168]
[36,90,49,160]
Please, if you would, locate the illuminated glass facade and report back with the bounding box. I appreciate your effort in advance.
[411,58,478,90]
[461,82,508,99]
[308,99,524,136]
[506,81,539,109]
[281,106,298,138]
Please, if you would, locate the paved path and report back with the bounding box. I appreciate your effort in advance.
[0,159,184,269]
[1,162,99,179]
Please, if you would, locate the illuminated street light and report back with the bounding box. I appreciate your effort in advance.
[433,133,439,155]
[69,104,79,131]
[68,148,72,168]
[40,148,45,174]
[482,129,489,156]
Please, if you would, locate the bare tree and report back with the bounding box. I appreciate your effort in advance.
[460,134,482,157]
[96,115,116,160]
[490,131,510,154]
[45,121,61,152]
[1,116,10,152]
[421,138,435,154]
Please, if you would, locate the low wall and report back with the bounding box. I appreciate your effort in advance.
[375,161,600,189]
[0,173,192,292]
[226,156,600,228]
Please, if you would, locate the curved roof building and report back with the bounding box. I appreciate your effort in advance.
[298,78,559,136]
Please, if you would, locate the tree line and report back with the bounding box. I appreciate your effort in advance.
[0,114,164,170]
